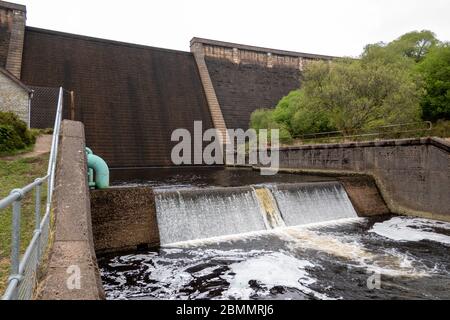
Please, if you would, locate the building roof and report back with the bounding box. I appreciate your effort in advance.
[0,66,32,93]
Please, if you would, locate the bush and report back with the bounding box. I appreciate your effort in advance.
[430,120,450,137]
[417,44,450,121]
[0,112,37,153]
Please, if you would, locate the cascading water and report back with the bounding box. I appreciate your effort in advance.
[253,187,286,229]
[155,187,266,244]
[269,182,358,226]
[155,181,357,245]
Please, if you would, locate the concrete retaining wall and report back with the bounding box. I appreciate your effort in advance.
[338,175,390,217]
[38,120,104,300]
[261,137,450,221]
[90,187,159,254]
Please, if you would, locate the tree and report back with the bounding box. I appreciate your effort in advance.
[301,59,421,133]
[250,30,445,142]
[391,30,439,62]
[417,43,450,121]
[249,108,293,143]
[362,30,439,64]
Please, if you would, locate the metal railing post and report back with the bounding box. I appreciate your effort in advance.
[10,189,24,300]
[34,179,42,259]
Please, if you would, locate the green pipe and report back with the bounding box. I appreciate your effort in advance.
[86,149,109,189]
[88,168,96,188]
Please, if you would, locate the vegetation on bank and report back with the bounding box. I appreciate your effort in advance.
[250,31,450,143]
[0,112,41,157]
[0,153,49,293]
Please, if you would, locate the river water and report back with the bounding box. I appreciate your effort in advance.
[99,215,450,300]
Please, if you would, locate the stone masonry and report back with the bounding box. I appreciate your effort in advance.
[0,67,30,125]
[257,138,450,221]
[0,1,26,78]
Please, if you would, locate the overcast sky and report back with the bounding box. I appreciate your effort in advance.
[11,0,450,57]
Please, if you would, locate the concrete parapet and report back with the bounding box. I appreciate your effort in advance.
[37,120,104,300]
[258,137,450,221]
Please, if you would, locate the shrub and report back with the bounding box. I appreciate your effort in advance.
[430,120,450,137]
[0,112,37,153]
[417,44,450,121]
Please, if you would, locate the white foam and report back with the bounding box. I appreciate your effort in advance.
[164,217,362,248]
[369,217,450,245]
[223,252,331,300]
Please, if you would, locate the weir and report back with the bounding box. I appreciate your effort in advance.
[155,187,266,244]
[269,182,358,226]
[253,187,286,229]
[154,181,358,245]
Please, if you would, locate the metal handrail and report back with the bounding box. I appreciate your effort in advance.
[296,121,433,141]
[1,87,64,300]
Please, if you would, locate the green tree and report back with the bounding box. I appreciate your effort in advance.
[417,43,450,121]
[302,59,421,133]
[363,30,439,64]
[250,30,446,142]
[390,30,439,62]
[271,90,334,136]
[250,108,293,143]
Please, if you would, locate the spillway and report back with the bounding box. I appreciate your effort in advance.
[253,187,286,229]
[269,182,358,226]
[155,187,266,244]
[154,181,358,245]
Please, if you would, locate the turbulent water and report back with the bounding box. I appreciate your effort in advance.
[155,187,266,244]
[102,170,449,300]
[99,216,450,300]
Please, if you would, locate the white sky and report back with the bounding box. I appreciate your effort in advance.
[11,0,450,57]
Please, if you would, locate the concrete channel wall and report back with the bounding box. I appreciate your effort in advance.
[90,187,160,254]
[89,175,388,254]
[37,120,104,300]
[262,137,450,221]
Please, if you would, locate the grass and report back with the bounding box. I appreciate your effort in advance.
[0,144,34,158]
[0,153,49,294]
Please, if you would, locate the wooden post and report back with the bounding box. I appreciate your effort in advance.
[70,91,75,120]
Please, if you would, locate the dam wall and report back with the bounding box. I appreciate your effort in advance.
[20,27,215,168]
[191,38,334,130]
[1,0,336,167]
[260,137,450,220]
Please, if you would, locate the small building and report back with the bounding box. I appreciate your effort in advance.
[0,66,32,126]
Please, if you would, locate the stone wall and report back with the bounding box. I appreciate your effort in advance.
[190,38,334,131]
[38,120,104,300]
[0,1,26,78]
[191,38,334,71]
[90,187,160,254]
[0,68,29,125]
[205,57,301,130]
[259,138,450,221]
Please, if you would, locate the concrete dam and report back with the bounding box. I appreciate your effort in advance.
[1,1,449,301]
[16,27,332,168]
